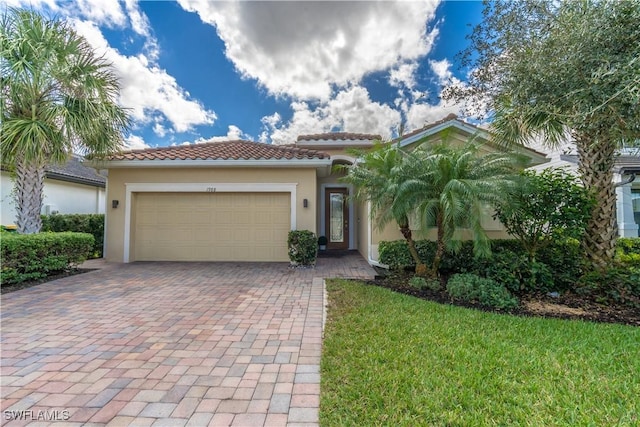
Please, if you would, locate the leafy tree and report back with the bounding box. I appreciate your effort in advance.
[444,0,640,269]
[1,8,129,233]
[398,141,521,275]
[344,139,521,277]
[494,168,594,260]
[343,143,430,276]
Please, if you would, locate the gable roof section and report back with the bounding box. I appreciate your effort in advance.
[46,156,106,187]
[2,156,106,187]
[106,140,331,168]
[398,114,548,165]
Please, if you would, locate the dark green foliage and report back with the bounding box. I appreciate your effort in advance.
[380,238,582,293]
[536,239,584,291]
[378,240,435,270]
[41,214,104,257]
[476,250,554,294]
[615,237,640,266]
[446,273,519,310]
[494,169,594,259]
[576,265,640,309]
[409,276,441,292]
[287,230,317,266]
[1,232,94,285]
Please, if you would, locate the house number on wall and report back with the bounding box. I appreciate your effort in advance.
[205,187,216,192]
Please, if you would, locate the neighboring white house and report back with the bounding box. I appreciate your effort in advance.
[1,156,106,226]
[529,144,640,238]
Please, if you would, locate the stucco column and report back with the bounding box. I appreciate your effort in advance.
[615,174,639,238]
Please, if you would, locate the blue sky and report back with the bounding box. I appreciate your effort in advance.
[8,0,484,149]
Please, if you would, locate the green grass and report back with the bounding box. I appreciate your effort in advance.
[320,280,640,426]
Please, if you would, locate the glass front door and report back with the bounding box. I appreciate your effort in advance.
[325,188,349,250]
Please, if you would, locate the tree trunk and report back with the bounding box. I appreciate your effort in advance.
[432,212,446,275]
[576,135,617,270]
[399,221,430,277]
[14,157,46,234]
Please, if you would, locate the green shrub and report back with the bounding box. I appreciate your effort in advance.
[409,276,441,291]
[380,238,581,293]
[535,238,584,290]
[379,240,435,270]
[576,264,640,308]
[41,214,104,258]
[1,232,94,285]
[615,237,640,265]
[288,230,317,266]
[446,273,519,310]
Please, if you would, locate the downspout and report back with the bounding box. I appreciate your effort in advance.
[614,173,636,187]
[367,201,389,268]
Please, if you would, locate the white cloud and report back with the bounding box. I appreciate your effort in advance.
[124,134,149,150]
[389,63,419,89]
[178,0,441,100]
[262,86,401,145]
[153,122,167,138]
[72,19,217,133]
[430,58,453,84]
[64,0,127,28]
[404,59,465,130]
[205,125,246,142]
[178,125,249,145]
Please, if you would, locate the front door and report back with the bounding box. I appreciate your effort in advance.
[325,188,349,250]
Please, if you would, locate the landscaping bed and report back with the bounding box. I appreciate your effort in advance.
[368,269,640,326]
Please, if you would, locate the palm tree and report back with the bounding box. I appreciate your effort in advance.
[397,140,522,276]
[1,8,129,233]
[343,143,430,276]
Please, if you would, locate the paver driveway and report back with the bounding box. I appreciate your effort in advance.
[1,255,375,426]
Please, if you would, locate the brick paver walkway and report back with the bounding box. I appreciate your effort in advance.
[1,253,375,426]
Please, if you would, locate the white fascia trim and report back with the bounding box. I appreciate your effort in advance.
[107,159,332,168]
[319,183,355,250]
[122,182,297,263]
[398,120,483,148]
[330,155,357,164]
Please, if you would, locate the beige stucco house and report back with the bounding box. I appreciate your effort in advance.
[102,115,547,264]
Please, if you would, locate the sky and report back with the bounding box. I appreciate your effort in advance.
[5,0,485,149]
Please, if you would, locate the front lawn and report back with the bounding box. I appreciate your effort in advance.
[321,280,640,426]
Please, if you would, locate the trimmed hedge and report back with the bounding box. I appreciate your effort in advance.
[41,214,104,258]
[1,232,94,285]
[379,238,582,293]
[577,265,640,308]
[288,230,318,266]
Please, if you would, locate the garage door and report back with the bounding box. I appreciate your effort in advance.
[134,192,290,262]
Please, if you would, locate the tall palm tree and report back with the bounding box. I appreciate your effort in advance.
[398,141,522,276]
[1,8,129,233]
[343,143,430,276]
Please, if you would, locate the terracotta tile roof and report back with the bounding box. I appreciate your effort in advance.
[297,132,382,142]
[109,140,329,161]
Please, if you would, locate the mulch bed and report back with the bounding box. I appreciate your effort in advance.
[1,269,95,295]
[365,270,640,327]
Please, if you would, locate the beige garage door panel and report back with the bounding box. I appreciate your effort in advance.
[134,192,290,262]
